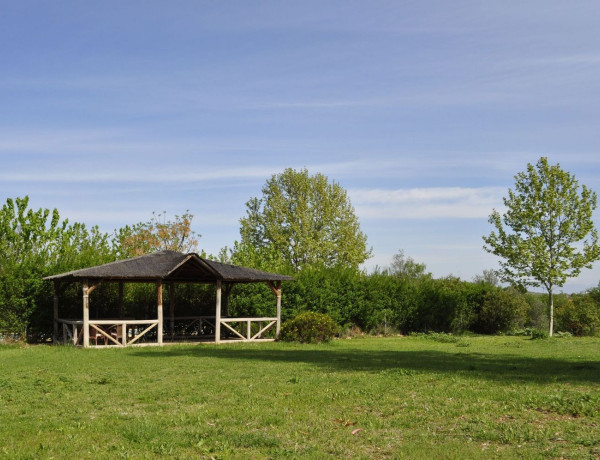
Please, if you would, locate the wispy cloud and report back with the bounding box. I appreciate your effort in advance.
[263,98,391,109]
[349,187,504,219]
[0,166,276,184]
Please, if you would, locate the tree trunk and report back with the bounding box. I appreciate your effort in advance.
[548,287,554,337]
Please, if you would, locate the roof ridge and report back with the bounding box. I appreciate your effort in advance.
[43,250,293,282]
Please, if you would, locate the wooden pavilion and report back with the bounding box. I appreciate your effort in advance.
[44,250,293,348]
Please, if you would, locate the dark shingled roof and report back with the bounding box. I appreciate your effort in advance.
[44,250,294,283]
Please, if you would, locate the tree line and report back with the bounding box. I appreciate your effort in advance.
[1,161,599,340]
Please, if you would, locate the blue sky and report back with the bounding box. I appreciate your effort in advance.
[1,1,600,292]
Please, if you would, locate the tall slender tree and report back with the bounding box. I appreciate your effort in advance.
[483,157,600,336]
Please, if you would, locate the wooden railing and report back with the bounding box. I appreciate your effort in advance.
[57,315,279,346]
[167,316,216,339]
[219,317,278,342]
[57,319,160,347]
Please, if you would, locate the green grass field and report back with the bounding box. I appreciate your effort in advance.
[1,336,599,459]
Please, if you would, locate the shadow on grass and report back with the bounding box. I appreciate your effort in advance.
[130,343,600,385]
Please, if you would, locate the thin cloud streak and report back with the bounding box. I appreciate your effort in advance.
[350,187,504,220]
[0,167,273,184]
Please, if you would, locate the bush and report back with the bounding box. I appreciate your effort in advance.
[530,328,549,339]
[553,331,573,338]
[555,295,600,336]
[279,311,339,343]
[474,287,528,334]
[524,293,548,330]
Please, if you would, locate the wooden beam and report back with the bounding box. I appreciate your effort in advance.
[251,321,276,340]
[90,324,121,346]
[82,280,90,348]
[86,281,101,295]
[276,291,282,337]
[215,280,222,344]
[221,320,245,340]
[266,281,281,296]
[53,281,59,343]
[129,322,158,345]
[157,280,163,346]
[75,325,83,345]
[266,281,283,337]
[169,282,175,338]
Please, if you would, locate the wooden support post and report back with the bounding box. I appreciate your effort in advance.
[83,279,90,348]
[247,320,251,340]
[53,281,59,343]
[215,280,222,344]
[276,282,282,337]
[267,281,283,337]
[157,281,163,346]
[118,281,124,319]
[169,282,175,338]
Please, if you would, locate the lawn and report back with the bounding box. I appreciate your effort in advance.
[0,335,599,459]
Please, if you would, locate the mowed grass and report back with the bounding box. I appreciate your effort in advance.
[1,336,599,459]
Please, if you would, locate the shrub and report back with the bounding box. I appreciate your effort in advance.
[474,288,528,334]
[555,295,600,336]
[524,293,548,330]
[530,328,549,339]
[553,331,573,338]
[279,311,339,343]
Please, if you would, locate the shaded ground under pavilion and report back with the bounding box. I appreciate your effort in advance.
[44,250,293,347]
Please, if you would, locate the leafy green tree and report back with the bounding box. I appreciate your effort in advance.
[483,157,600,336]
[239,168,371,271]
[220,241,289,274]
[472,269,500,286]
[114,211,200,258]
[0,197,114,338]
[389,249,429,279]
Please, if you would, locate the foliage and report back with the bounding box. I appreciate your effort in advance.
[389,249,429,279]
[223,263,545,337]
[472,268,500,286]
[0,197,115,338]
[114,210,200,258]
[222,240,291,275]
[553,331,573,338]
[483,157,600,336]
[5,190,600,342]
[530,328,549,339]
[239,168,371,271]
[475,288,528,334]
[555,294,600,336]
[279,311,339,343]
[587,282,600,304]
[523,292,549,330]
